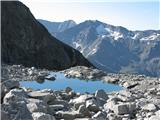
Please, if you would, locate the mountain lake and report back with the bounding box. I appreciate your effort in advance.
[20,72,123,93]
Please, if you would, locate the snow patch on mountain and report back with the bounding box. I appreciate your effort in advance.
[73,41,81,49]
[96,25,124,40]
[96,24,109,35]
[101,35,106,38]
[140,33,160,41]
[131,33,139,39]
[110,31,123,40]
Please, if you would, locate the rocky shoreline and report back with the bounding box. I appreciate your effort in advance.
[1,64,160,120]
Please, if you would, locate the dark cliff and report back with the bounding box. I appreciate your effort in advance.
[1,1,93,70]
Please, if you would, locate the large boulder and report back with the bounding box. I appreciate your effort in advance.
[1,80,20,99]
[86,98,100,113]
[142,103,157,112]
[95,89,108,100]
[3,89,27,104]
[26,100,48,113]
[113,102,136,115]
[70,94,93,109]
[104,101,136,115]
[78,105,91,117]
[2,101,33,120]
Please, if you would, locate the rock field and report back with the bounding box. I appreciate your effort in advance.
[1,64,160,120]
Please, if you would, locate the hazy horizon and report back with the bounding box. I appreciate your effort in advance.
[21,0,159,31]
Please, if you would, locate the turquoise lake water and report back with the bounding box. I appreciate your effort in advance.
[20,72,123,93]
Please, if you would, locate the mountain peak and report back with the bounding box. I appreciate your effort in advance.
[83,20,103,25]
[63,20,76,24]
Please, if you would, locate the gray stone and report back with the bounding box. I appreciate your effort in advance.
[142,103,157,112]
[65,87,72,93]
[67,70,83,78]
[74,102,85,110]
[95,89,108,100]
[70,94,93,109]
[1,80,20,99]
[2,101,33,120]
[103,100,116,111]
[146,112,154,118]
[86,98,100,113]
[113,102,136,115]
[45,75,56,81]
[28,90,56,103]
[123,82,138,89]
[104,101,136,115]
[48,104,65,115]
[149,115,160,120]
[107,113,121,120]
[71,94,93,103]
[92,111,107,120]
[28,69,34,75]
[35,75,46,83]
[2,80,19,89]
[49,99,69,109]
[32,112,56,120]
[102,76,119,84]
[155,110,160,116]
[3,89,27,104]
[68,91,77,98]
[56,111,83,120]
[27,101,47,113]
[60,92,71,100]
[117,94,131,102]
[78,105,90,117]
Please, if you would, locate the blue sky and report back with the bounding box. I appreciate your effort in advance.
[21,0,159,30]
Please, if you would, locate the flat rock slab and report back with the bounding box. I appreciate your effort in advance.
[28,91,56,103]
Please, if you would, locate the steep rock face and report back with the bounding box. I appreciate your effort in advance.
[1,1,92,70]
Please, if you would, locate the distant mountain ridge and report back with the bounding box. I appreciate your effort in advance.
[1,1,93,70]
[40,19,160,77]
[38,19,76,36]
